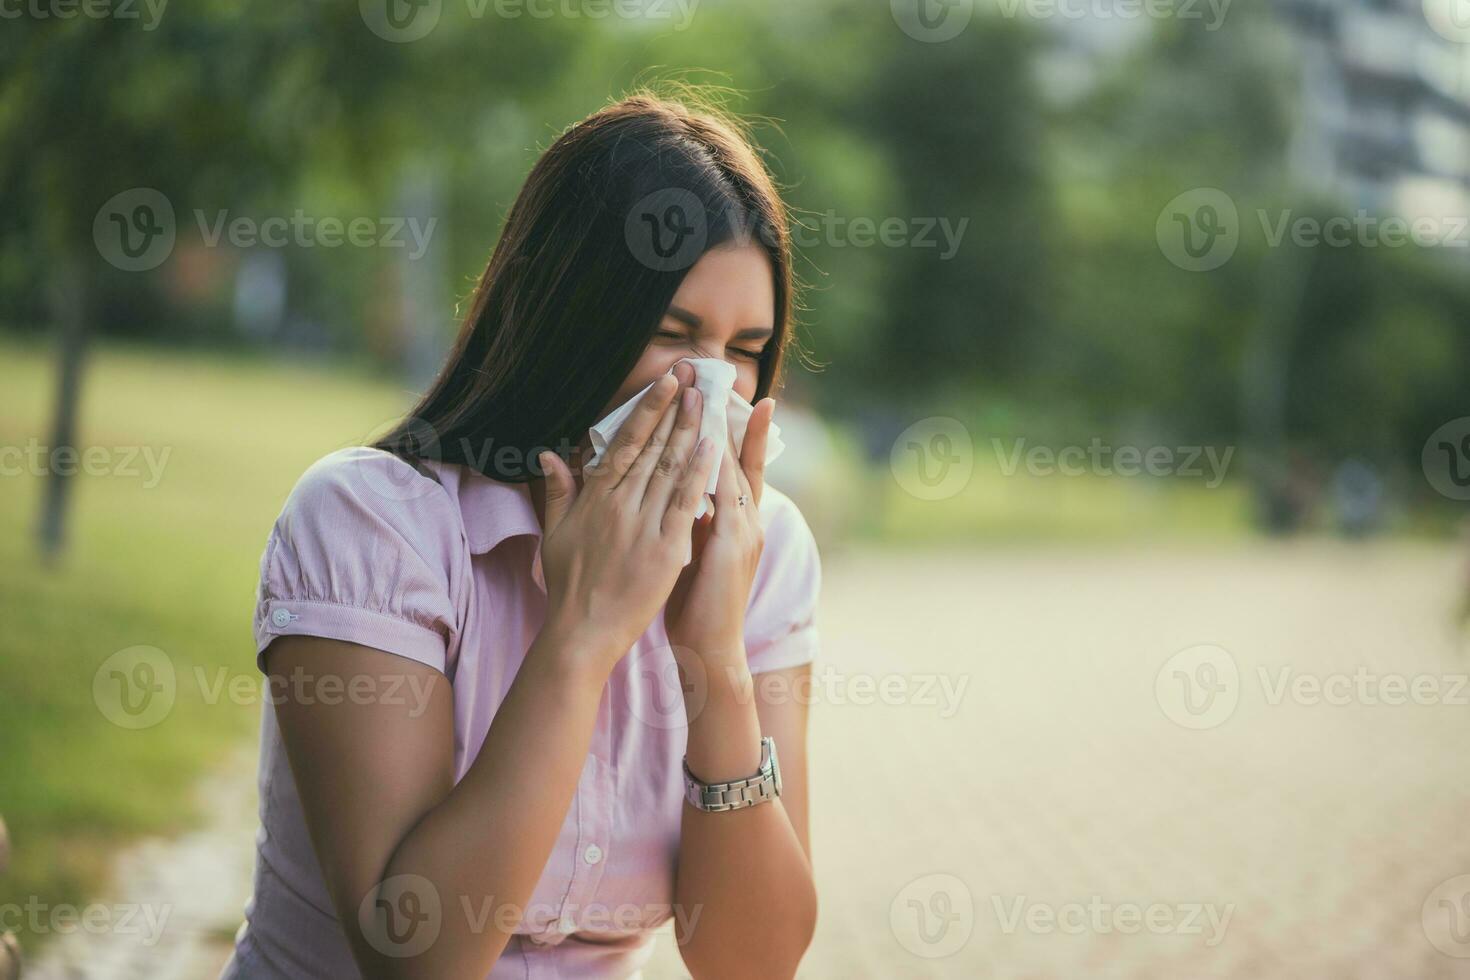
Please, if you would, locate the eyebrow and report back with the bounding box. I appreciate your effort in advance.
[665,305,774,342]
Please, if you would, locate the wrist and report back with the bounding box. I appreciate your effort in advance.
[669,631,746,668]
[683,664,762,781]
[532,616,625,688]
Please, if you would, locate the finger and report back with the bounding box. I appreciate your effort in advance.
[728,435,755,509]
[587,373,678,489]
[641,383,704,513]
[620,382,685,500]
[664,436,718,535]
[739,398,774,509]
[711,444,744,534]
[538,450,578,535]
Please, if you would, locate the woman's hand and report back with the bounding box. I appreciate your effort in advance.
[537,366,718,674]
[664,397,776,670]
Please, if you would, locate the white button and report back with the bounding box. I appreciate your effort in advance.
[271,608,292,628]
[557,915,577,934]
[583,844,603,865]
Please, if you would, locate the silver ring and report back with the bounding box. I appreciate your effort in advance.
[737,494,749,507]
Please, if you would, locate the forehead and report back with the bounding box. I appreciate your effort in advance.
[670,244,774,326]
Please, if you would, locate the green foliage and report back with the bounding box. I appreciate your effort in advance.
[2,3,1467,514]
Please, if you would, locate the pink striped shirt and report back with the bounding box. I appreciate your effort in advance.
[223,446,821,979]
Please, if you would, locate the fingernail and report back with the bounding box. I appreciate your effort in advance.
[682,387,696,410]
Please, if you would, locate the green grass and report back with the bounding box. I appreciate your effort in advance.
[868,462,1251,543]
[0,334,414,941]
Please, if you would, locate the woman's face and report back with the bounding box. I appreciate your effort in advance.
[602,242,775,414]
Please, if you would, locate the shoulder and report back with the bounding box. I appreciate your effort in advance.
[256,448,467,673]
[270,447,467,568]
[283,446,449,511]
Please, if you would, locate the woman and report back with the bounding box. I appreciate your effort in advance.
[222,91,822,979]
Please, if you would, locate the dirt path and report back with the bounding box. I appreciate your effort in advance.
[23,751,255,979]
[35,543,1470,979]
[759,542,1470,979]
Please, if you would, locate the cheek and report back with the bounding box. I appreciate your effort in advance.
[733,362,759,404]
[603,349,684,414]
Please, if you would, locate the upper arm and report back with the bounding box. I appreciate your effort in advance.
[251,449,466,970]
[754,663,812,860]
[265,637,455,967]
[745,490,822,860]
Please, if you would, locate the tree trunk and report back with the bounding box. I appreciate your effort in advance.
[37,254,88,564]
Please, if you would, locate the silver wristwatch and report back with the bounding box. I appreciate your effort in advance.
[683,737,782,812]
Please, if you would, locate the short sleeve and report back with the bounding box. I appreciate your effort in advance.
[253,447,465,676]
[743,488,823,675]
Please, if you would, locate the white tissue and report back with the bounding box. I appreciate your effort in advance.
[587,357,784,527]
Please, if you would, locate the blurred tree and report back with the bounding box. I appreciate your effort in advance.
[0,4,582,557]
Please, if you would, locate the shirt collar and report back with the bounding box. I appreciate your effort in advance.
[452,467,544,556]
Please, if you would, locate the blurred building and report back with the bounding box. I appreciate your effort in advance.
[1039,0,1470,224]
[1276,0,1470,222]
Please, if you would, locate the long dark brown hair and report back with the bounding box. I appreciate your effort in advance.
[374,89,796,481]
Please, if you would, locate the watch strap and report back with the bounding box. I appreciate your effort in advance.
[683,736,779,812]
